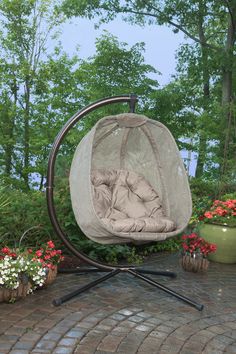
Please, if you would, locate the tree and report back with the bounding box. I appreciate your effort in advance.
[77,32,158,103]
[61,0,236,181]
[0,0,66,189]
[0,7,160,190]
[62,32,160,154]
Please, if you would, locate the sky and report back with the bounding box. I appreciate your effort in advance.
[59,17,186,87]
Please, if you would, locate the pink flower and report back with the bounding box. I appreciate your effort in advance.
[215,207,227,216]
[204,212,213,219]
[203,198,236,226]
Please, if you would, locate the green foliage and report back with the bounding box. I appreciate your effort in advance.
[141,237,182,256]
[0,5,160,190]
[77,32,158,107]
[148,80,197,142]
[189,177,222,228]
[67,236,143,265]
[0,186,10,211]
[62,0,236,181]
[1,0,236,265]
[190,178,218,199]
[221,192,236,201]
[0,188,55,248]
[0,176,181,265]
[189,178,236,229]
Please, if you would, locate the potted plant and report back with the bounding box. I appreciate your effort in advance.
[180,233,217,272]
[0,247,46,303]
[28,240,64,286]
[199,198,236,263]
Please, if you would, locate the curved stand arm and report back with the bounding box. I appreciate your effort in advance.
[46,94,138,271]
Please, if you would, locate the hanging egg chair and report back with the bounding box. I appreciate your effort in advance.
[46,95,203,311]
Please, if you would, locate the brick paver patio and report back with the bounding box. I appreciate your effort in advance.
[0,252,236,354]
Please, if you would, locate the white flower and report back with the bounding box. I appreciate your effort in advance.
[0,251,46,290]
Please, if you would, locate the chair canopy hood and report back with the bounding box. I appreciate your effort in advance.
[70,113,192,244]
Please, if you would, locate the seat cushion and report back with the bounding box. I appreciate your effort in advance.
[91,169,176,233]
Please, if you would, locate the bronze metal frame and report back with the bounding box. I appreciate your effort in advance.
[46,94,203,311]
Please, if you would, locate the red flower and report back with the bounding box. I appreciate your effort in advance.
[215,207,227,216]
[47,241,55,249]
[36,250,43,257]
[204,212,213,219]
[1,247,10,254]
[10,252,17,258]
[224,200,235,209]
[203,199,236,226]
[44,255,51,260]
[188,234,197,239]
[50,250,57,257]
[181,233,217,257]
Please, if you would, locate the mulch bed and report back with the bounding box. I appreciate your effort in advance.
[58,255,84,270]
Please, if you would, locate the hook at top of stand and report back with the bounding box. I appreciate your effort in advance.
[129,94,138,113]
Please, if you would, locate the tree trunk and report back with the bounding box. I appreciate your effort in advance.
[4,110,14,176]
[220,2,236,177]
[195,1,210,178]
[23,79,30,189]
[3,78,17,177]
[195,71,210,178]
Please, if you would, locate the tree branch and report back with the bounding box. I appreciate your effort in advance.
[224,0,235,30]
[123,1,222,52]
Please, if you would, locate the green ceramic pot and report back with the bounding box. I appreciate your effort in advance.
[199,223,236,264]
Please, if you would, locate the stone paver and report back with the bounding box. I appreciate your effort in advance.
[0,252,235,353]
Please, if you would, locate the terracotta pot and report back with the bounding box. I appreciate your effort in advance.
[199,223,236,264]
[180,253,209,272]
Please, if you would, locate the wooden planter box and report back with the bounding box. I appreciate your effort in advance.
[0,281,31,303]
[43,266,58,287]
[180,253,209,273]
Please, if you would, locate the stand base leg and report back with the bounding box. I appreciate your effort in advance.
[128,269,203,311]
[53,267,204,311]
[53,269,120,306]
[135,268,177,278]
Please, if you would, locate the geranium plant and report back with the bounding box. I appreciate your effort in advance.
[0,247,46,290]
[180,233,217,257]
[29,240,64,270]
[202,199,236,227]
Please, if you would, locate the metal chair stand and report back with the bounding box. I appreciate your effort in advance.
[46,95,204,312]
[53,265,203,311]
